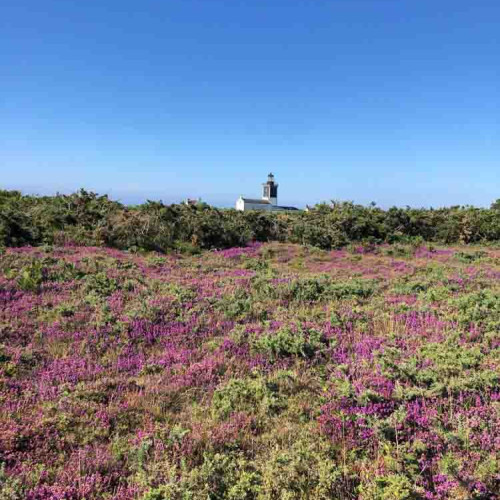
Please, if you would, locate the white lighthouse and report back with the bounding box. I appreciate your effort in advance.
[235,173,298,212]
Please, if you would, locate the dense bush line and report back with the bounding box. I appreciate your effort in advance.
[1,189,499,251]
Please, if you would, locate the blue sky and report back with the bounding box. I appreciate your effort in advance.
[1,0,499,208]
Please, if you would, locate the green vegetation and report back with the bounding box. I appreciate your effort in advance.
[1,189,500,252]
[0,190,499,499]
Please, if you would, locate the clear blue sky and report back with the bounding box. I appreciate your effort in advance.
[1,0,499,208]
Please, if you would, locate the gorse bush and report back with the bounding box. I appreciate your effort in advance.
[15,261,46,292]
[276,276,377,303]
[252,326,325,361]
[211,376,285,421]
[454,250,488,263]
[451,290,500,329]
[84,272,119,297]
[1,189,500,251]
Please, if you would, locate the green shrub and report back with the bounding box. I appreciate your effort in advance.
[142,452,261,500]
[252,326,325,361]
[15,261,45,292]
[258,432,344,500]
[455,250,488,263]
[451,290,500,329]
[211,377,286,421]
[216,288,254,320]
[2,188,500,251]
[275,276,377,303]
[359,473,414,500]
[83,272,118,297]
[173,241,201,255]
[391,280,430,295]
[380,343,499,397]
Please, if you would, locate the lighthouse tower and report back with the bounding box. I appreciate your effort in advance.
[262,173,278,206]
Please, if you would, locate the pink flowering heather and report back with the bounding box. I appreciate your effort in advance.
[0,243,498,499]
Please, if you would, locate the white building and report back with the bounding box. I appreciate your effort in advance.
[235,173,298,212]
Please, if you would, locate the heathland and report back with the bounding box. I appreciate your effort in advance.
[0,240,499,499]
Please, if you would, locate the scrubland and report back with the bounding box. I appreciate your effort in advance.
[0,242,498,499]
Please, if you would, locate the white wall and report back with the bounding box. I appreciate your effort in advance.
[235,198,245,211]
[235,198,272,211]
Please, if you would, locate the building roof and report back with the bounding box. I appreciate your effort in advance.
[275,206,299,211]
[240,198,271,205]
